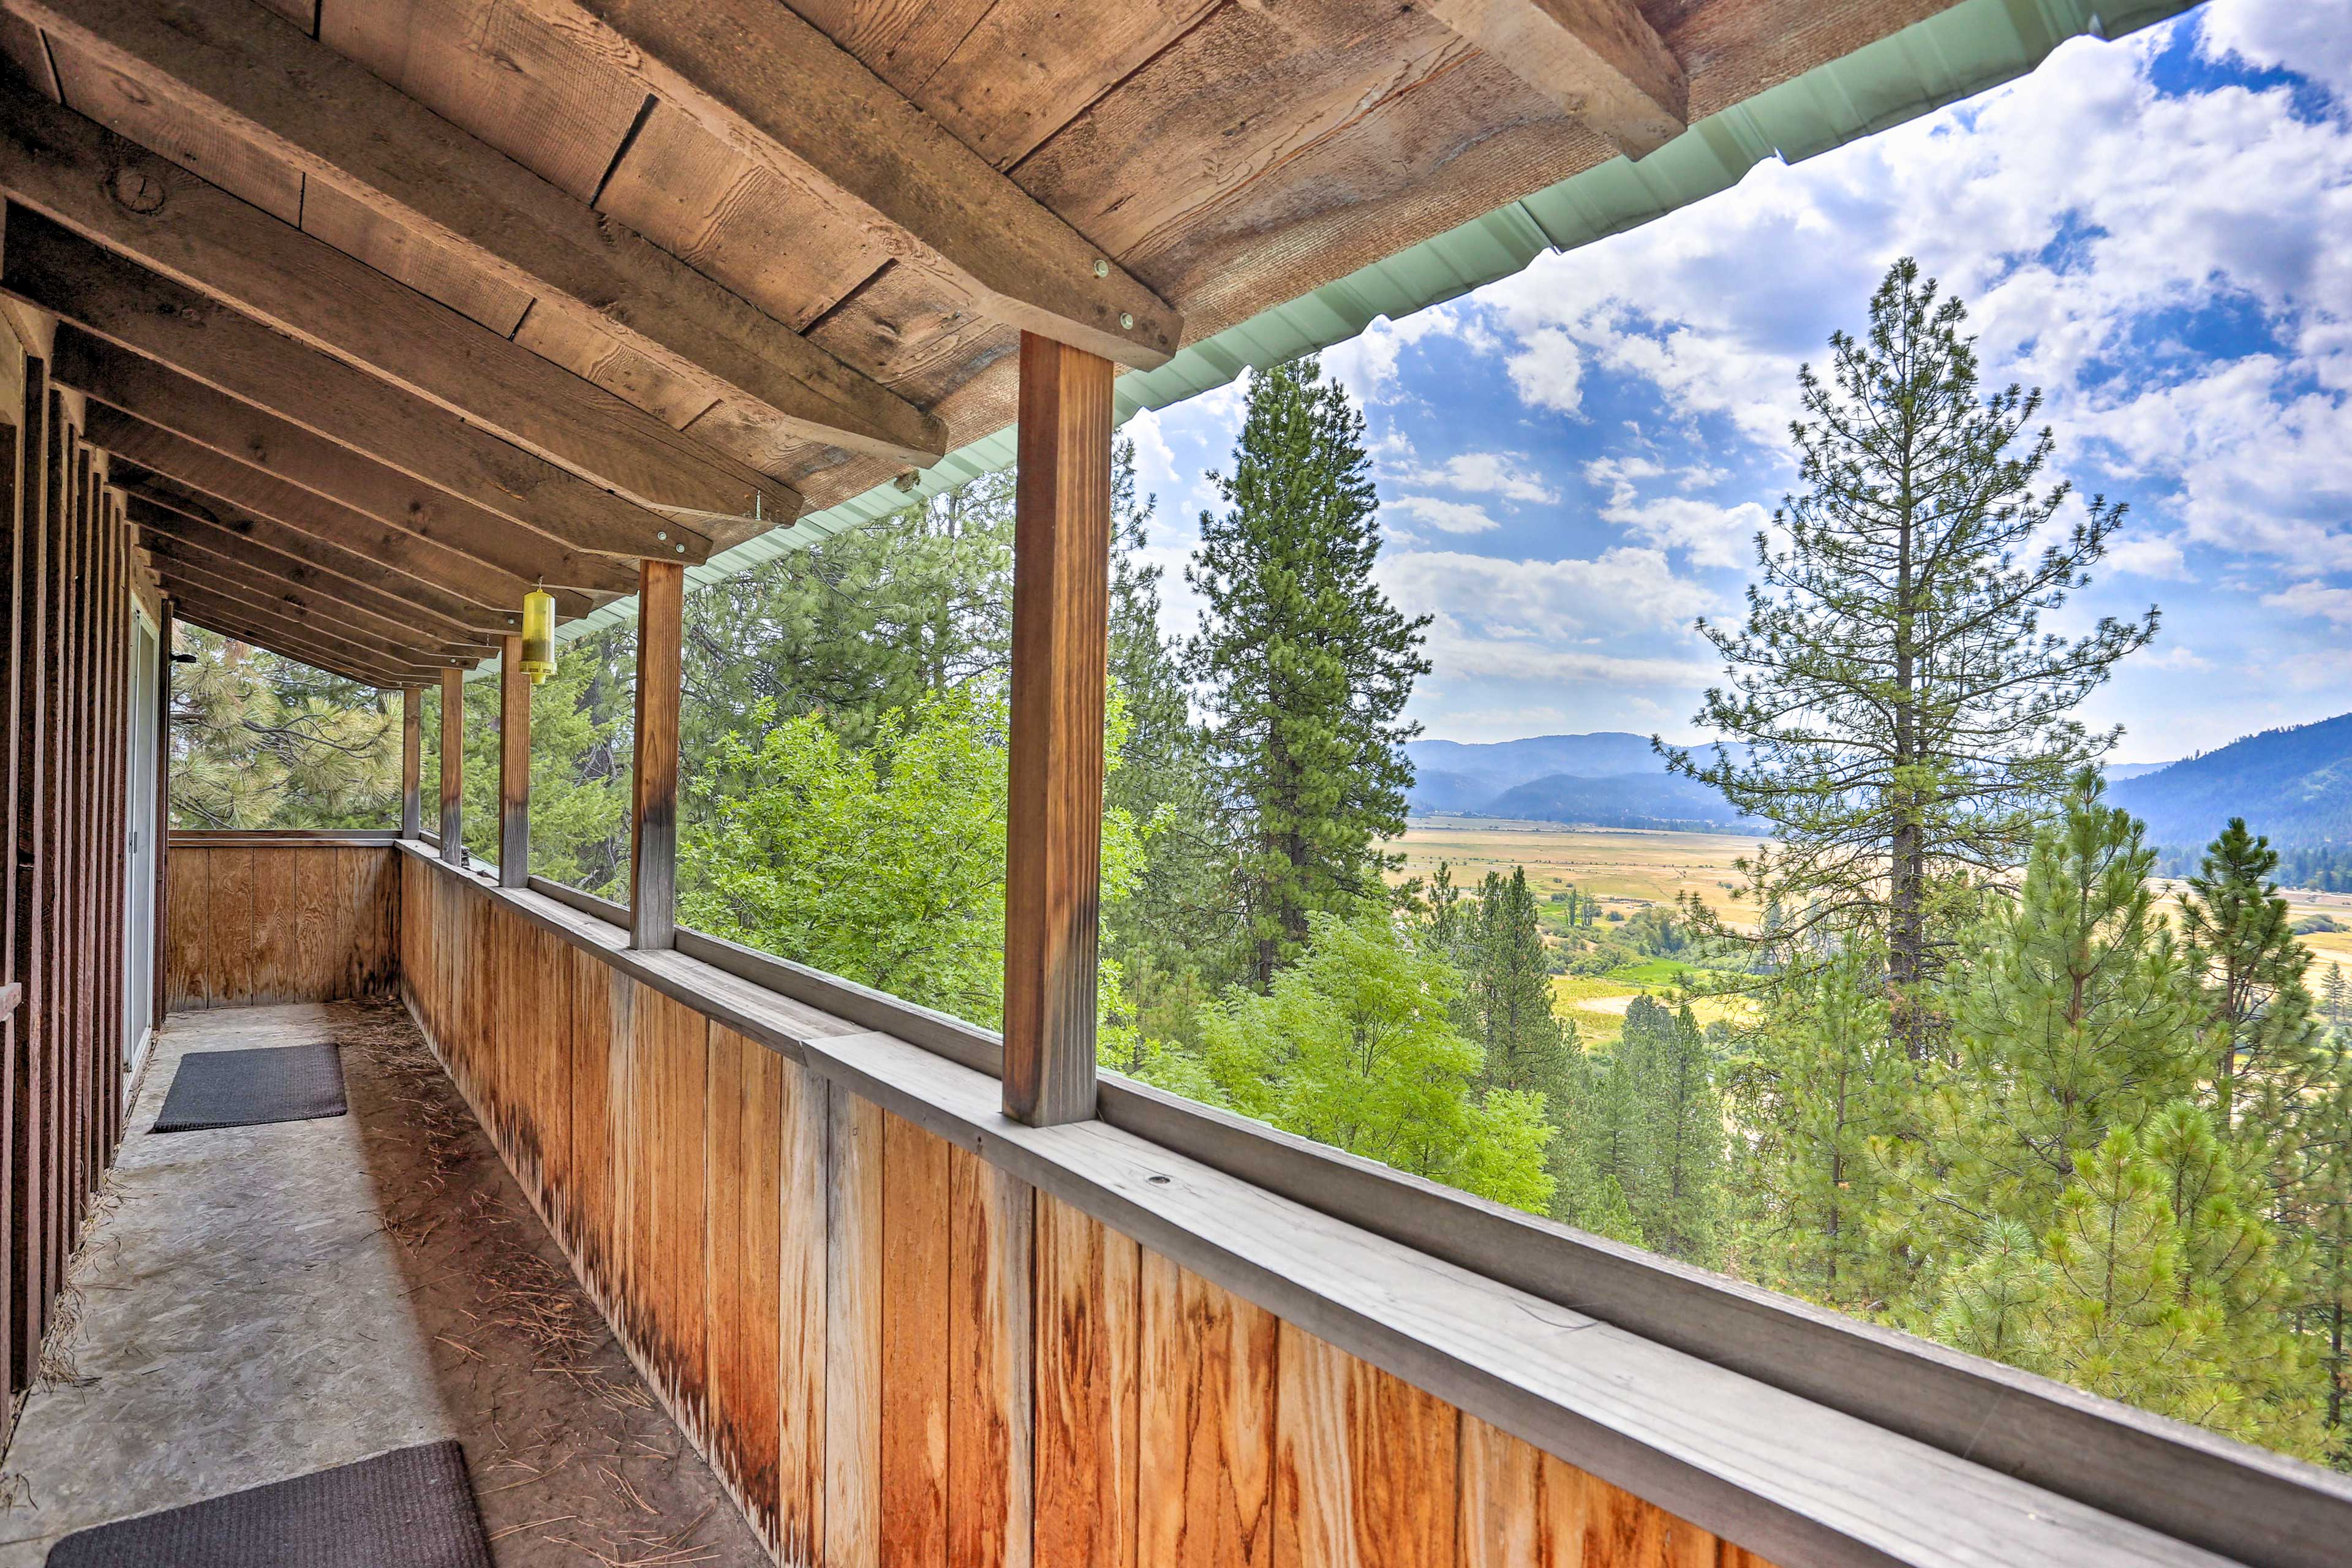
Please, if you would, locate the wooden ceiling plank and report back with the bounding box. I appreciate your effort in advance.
[172,611,401,688]
[1423,0,1688,158]
[0,77,766,539]
[168,589,445,686]
[124,493,519,640]
[0,202,717,565]
[134,526,499,654]
[503,0,1183,369]
[53,327,638,600]
[152,554,473,666]
[8,0,950,466]
[86,405,605,619]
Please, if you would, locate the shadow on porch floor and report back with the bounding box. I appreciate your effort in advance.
[0,1001,768,1567]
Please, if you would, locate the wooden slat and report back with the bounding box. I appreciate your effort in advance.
[129,501,513,641]
[882,1110,951,1568]
[7,363,44,1385]
[503,0,1181,369]
[1273,1325,1459,1568]
[1036,1193,1140,1568]
[497,635,529,888]
[0,208,712,564]
[706,1023,783,1550]
[205,840,254,1006]
[0,76,776,532]
[826,1078,884,1568]
[164,839,207,1011]
[65,335,630,603]
[949,1140,1033,1568]
[143,544,489,660]
[1424,0,1687,157]
[159,582,451,683]
[1003,333,1113,1127]
[13,0,948,466]
[439,666,462,864]
[170,600,410,689]
[628,559,682,951]
[249,845,296,1006]
[152,598,170,1031]
[401,686,423,839]
[630,987,709,1425]
[1139,1254,1276,1568]
[777,1049,829,1567]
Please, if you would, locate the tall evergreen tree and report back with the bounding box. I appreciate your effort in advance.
[1619,998,1725,1264]
[170,628,398,829]
[1471,867,1575,1104]
[1664,258,2155,1048]
[2181,819,2326,1139]
[1184,358,1430,989]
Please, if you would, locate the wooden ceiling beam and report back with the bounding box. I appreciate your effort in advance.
[168,593,443,688]
[86,405,609,618]
[1424,0,1688,158]
[56,328,637,601]
[150,554,473,668]
[119,481,578,640]
[507,0,1182,369]
[0,72,782,537]
[127,495,514,642]
[0,204,717,565]
[134,527,499,656]
[6,0,947,466]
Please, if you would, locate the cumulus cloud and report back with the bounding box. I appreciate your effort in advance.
[1379,546,1717,639]
[1392,451,1559,503]
[2263,581,2352,624]
[1391,497,1502,535]
[1507,328,1586,414]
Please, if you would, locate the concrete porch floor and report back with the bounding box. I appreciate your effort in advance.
[0,1001,770,1567]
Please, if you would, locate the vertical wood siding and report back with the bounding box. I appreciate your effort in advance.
[162,840,396,1011]
[397,858,1784,1568]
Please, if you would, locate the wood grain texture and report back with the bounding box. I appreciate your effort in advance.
[1001,334,1112,1127]
[1423,0,1688,157]
[628,985,709,1428]
[882,1109,951,1568]
[401,687,423,839]
[628,559,682,951]
[950,1139,1033,1568]
[1036,1191,1140,1568]
[0,211,690,564]
[161,843,399,1011]
[439,666,464,864]
[497,636,530,887]
[1275,1324,1459,1568]
[1139,1252,1276,1568]
[706,1023,783,1550]
[0,72,767,529]
[826,1078,883,1568]
[777,1047,828,1566]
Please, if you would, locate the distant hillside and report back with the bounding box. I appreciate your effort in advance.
[1479,771,1755,832]
[2110,712,2352,851]
[1405,733,1751,829]
[2104,760,2175,782]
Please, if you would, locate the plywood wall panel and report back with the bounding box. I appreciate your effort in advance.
[1139,1253,1276,1568]
[164,843,398,1012]
[1275,1324,1459,1568]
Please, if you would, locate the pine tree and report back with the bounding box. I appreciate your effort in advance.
[1904,772,2197,1256]
[170,628,399,829]
[2182,819,2327,1139]
[1471,868,1575,1105]
[1184,357,1430,989]
[1664,258,2155,1049]
[1619,998,1724,1264]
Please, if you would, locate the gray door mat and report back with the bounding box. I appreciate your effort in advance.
[45,1440,491,1567]
[150,1043,347,1133]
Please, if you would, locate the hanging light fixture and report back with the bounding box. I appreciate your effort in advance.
[519,584,557,685]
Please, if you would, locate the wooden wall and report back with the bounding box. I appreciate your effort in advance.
[0,313,147,1426]
[399,852,1776,1568]
[164,838,398,1012]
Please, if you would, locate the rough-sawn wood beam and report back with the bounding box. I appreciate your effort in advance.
[1426,0,1688,159]
[4,0,949,466]
[0,70,782,537]
[511,0,1183,369]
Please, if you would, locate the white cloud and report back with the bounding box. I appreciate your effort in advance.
[2199,0,2352,102]
[1379,546,1717,639]
[1392,497,1502,535]
[2262,581,2352,624]
[2107,531,2190,579]
[1506,328,1586,415]
[1393,451,1559,503]
[2142,644,2215,671]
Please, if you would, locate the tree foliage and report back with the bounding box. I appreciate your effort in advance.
[170,628,398,829]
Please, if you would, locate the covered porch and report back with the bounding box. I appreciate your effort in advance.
[0,0,2342,1563]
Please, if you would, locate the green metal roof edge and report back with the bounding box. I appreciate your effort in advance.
[510,0,2198,671]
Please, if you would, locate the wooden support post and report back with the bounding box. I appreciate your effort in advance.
[153,600,170,1031]
[438,665,463,865]
[628,560,683,951]
[399,685,422,840]
[1002,332,1114,1128]
[497,635,530,888]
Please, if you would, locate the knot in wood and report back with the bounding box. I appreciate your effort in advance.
[106,165,166,216]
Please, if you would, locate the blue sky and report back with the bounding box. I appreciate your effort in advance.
[1123,0,2352,762]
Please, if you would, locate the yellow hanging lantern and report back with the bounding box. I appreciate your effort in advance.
[519,586,557,685]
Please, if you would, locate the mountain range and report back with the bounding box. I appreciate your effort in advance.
[1409,712,2352,851]
[1405,733,1754,831]
[2109,710,2352,851]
